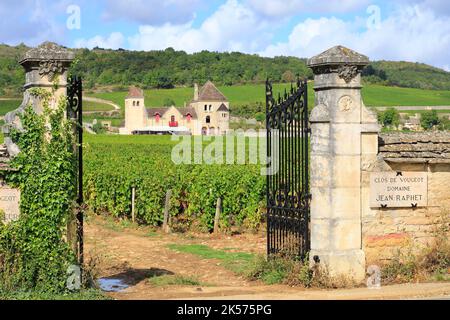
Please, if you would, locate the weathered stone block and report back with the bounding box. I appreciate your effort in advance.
[310,187,331,219]
[310,249,366,283]
[331,187,361,219]
[332,124,361,155]
[310,219,331,251]
[362,133,378,155]
[310,154,332,188]
[332,155,361,188]
[310,122,330,154]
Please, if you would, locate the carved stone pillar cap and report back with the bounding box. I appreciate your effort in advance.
[307,45,369,69]
[19,42,75,66]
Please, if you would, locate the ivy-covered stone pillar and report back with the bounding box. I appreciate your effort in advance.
[3,42,75,157]
[307,46,378,283]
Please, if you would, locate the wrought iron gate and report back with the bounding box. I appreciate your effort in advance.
[67,75,84,265]
[266,79,310,259]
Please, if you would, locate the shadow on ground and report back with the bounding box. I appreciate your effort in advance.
[103,268,174,286]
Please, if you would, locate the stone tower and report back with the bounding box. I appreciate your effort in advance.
[124,86,146,134]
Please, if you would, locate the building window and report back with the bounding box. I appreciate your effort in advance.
[209,105,212,111]
[186,114,192,122]
[136,101,140,106]
[169,115,178,127]
[204,105,208,111]
[133,101,136,106]
[155,114,160,123]
[206,116,211,124]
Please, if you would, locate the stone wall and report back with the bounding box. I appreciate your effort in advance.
[362,132,450,264]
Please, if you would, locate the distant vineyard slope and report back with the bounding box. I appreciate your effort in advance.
[1,44,450,95]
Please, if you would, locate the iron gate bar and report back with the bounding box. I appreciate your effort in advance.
[266,78,310,259]
[67,75,83,266]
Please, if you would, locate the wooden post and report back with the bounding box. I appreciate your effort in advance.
[163,190,172,233]
[131,187,136,223]
[214,197,222,234]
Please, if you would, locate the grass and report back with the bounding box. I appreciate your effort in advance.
[165,244,354,288]
[0,289,110,300]
[84,100,115,112]
[0,99,20,116]
[167,244,255,274]
[381,214,450,285]
[362,85,450,107]
[90,83,313,110]
[145,231,160,238]
[89,83,450,112]
[0,99,113,115]
[148,274,205,287]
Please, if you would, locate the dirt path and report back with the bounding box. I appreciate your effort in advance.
[85,216,450,300]
[83,96,121,111]
[85,216,269,299]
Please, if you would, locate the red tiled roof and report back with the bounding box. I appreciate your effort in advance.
[197,81,227,102]
[178,107,198,118]
[146,107,198,119]
[146,108,170,117]
[126,86,144,99]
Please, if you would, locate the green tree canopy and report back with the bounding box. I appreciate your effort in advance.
[420,110,440,129]
[378,108,400,128]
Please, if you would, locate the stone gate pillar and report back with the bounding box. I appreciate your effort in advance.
[3,42,74,157]
[307,46,378,282]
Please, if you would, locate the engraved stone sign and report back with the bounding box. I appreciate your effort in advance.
[0,187,21,223]
[370,172,427,208]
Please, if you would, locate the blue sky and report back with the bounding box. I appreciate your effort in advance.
[1,0,450,70]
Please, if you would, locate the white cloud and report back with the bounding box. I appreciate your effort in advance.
[0,0,68,46]
[74,32,125,49]
[399,0,450,16]
[128,0,272,53]
[259,4,450,70]
[246,0,370,18]
[101,0,201,25]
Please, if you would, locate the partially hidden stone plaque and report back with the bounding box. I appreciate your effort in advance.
[370,172,427,208]
[0,187,21,223]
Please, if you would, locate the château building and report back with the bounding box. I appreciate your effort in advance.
[120,81,230,135]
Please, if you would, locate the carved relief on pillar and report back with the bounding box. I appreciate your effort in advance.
[338,95,354,112]
[337,65,359,83]
[39,60,64,81]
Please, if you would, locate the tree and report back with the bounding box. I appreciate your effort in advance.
[255,112,265,122]
[378,108,400,128]
[163,98,176,107]
[420,110,440,130]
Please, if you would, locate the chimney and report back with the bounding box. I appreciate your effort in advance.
[194,83,199,101]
